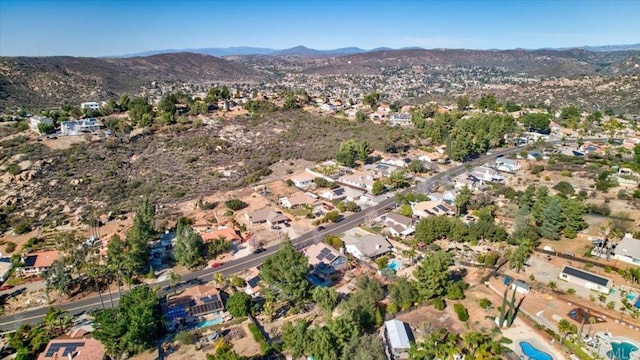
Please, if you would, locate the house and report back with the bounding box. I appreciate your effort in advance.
[319,187,347,201]
[389,113,412,127]
[201,227,243,244]
[469,166,504,183]
[384,319,413,359]
[381,157,410,168]
[0,257,13,283]
[527,151,544,161]
[343,187,366,201]
[580,143,605,156]
[61,118,100,136]
[495,158,521,173]
[612,233,640,266]
[304,243,347,278]
[510,280,531,295]
[288,171,315,189]
[454,177,484,192]
[366,163,402,177]
[413,200,456,218]
[341,227,392,260]
[80,101,100,111]
[442,190,457,204]
[29,116,54,134]
[19,250,61,276]
[279,191,320,209]
[337,173,375,192]
[384,213,415,237]
[37,338,105,360]
[165,285,225,329]
[244,268,262,298]
[420,152,449,164]
[377,103,391,114]
[559,266,612,294]
[246,209,290,226]
[320,103,338,112]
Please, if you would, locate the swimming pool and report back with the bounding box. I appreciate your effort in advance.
[197,317,223,329]
[625,292,636,301]
[607,341,639,360]
[519,341,553,360]
[387,259,403,271]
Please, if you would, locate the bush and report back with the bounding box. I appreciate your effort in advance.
[553,181,575,195]
[431,297,446,310]
[561,170,572,177]
[248,323,274,355]
[175,331,195,345]
[567,288,576,295]
[13,220,32,235]
[226,291,252,318]
[445,282,467,300]
[225,199,247,211]
[531,165,545,175]
[4,241,16,253]
[586,203,611,216]
[454,303,469,322]
[6,164,21,176]
[479,298,492,310]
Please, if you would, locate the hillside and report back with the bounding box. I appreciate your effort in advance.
[0,53,260,111]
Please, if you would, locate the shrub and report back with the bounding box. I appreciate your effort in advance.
[248,323,274,355]
[226,292,252,318]
[13,220,32,235]
[175,331,195,345]
[6,164,21,176]
[553,181,575,195]
[225,199,247,211]
[431,297,446,310]
[567,288,576,295]
[479,298,492,310]
[454,303,469,322]
[561,170,572,177]
[4,241,16,253]
[445,282,467,300]
[531,165,545,175]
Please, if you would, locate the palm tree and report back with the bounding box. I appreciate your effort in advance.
[213,273,227,288]
[587,316,596,337]
[558,319,577,350]
[168,271,181,295]
[85,263,105,310]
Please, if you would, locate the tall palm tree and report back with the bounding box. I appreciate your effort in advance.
[587,316,596,337]
[85,263,105,310]
[168,271,181,295]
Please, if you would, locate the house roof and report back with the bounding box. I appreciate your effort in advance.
[415,200,455,216]
[37,338,105,360]
[304,243,344,267]
[385,319,411,350]
[561,266,611,287]
[339,174,375,187]
[289,171,314,183]
[247,209,289,224]
[614,233,640,259]
[27,250,61,268]
[284,191,318,207]
[512,280,531,290]
[202,227,242,243]
[169,285,225,315]
[342,227,392,258]
[320,187,346,199]
[386,213,413,228]
[496,158,518,166]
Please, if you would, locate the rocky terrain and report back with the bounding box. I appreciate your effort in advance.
[1,48,639,112]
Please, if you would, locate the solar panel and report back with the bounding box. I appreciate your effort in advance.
[23,255,37,267]
[316,254,325,260]
[437,205,449,212]
[247,276,260,288]
[191,300,223,316]
[326,254,336,261]
[45,342,86,357]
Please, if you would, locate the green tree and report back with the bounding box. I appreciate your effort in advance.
[259,241,310,305]
[336,139,364,168]
[363,92,380,108]
[355,111,366,122]
[388,277,418,310]
[558,319,577,349]
[42,259,74,296]
[207,340,247,360]
[312,286,340,314]
[454,186,472,216]
[93,287,162,357]
[174,221,206,269]
[357,140,371,162]
[476,94,499,111]
[399,204,413,217]
[413,251,454,300]
[371,180,385,195]
[457,96,470,111]
[561,198,587,239]
[224,199,247,210]
[306,326,339,360]
[226,291,252,318]
[37,122,56,135]
[281,320,310,358]
[341,334,386,360]
[521,113,551,133]
[540,197,563,240]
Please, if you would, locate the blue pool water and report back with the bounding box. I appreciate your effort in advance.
[197,317,223,328]
[308,273,330,287]
[607,341,639,360]
[625,292,636,301]
[520,341,553,360]
[387,259,403,271]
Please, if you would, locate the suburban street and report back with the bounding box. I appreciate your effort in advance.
[0,137,609,332]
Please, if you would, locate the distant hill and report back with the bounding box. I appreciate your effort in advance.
[558,43,640,52]
[119,47,278,58]
[0,52,259,111]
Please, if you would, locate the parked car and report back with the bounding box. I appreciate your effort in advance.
[0,285,14,291]
[271,225,281,230]
[316,226,325,231]
[211,262,223,268]
[253,248,266,254]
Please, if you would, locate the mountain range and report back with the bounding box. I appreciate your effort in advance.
[118,44,640,58]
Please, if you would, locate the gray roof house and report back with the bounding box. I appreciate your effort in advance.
[559,266,612,294]
[613,233,640,267]
[245,209,290,226]
[384,319,413,359]
[342,227,392,260]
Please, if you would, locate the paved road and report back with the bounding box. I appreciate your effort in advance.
[0,137,613,332]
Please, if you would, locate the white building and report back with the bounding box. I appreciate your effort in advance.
[0,258,13,283]
[559,266,612,294]
[384,319,412,359]
[61,118,101,136]
[510,280,531,295]
[612,233,640,266]
[389,113,412,127]
[341,227,392,260]
[288,171,315,189]
[29,116,54,134]
[81,102,100,111]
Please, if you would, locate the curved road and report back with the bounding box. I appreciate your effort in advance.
[0,137,612,331]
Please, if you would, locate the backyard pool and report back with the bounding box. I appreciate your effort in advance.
[308,273,330,287]
[198,317,223,329]
[387,259,403,271]
[519,341,553,360]
[607,341,639,360]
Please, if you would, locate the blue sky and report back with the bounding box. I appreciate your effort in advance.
[1,0,639,56]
